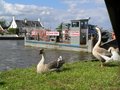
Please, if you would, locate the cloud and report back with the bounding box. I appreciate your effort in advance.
[0,0,53,16]
[61,0,111,29]
[0,0,55,28]
[62,0,104,4]
[0,0,112,29]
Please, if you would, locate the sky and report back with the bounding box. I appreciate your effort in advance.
[0,0,112,30]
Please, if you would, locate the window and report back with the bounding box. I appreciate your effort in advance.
[80,21,88,29]
[71,22,79,27]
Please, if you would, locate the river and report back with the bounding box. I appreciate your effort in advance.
[0,40,95,71]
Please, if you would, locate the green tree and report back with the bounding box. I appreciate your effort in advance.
[56,23,63,42]
[8,28,18,34]
[56,23,63,32]
[0,19,7,28]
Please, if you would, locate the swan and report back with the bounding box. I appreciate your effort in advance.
[108,47,120,61]
[37,49,65,73]
[92,27,111,67]
[98,47,120,63]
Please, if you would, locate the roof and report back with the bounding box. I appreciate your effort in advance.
[0,25,4,31]
[15,20,42,28]
[71,18,90,22]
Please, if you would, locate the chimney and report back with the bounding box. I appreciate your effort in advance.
[24,19,27,23]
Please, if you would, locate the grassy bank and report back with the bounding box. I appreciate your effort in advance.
[0,61,120,90]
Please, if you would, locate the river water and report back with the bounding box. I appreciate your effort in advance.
[0,40,95,71]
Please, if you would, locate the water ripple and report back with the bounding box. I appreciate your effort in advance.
[0,40,95,71]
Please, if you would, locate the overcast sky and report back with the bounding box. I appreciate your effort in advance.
[0,0,112,30]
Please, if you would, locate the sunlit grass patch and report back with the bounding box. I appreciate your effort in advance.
[0,61,120,90]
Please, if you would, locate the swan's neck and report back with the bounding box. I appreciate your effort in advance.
[39,54,45,65]
[94,29,101,48]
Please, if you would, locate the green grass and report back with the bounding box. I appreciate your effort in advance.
[0,61,120,90]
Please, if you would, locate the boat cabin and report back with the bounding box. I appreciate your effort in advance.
[70,18,89,46]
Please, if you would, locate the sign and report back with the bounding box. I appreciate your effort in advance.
[46,31,59,36]
[31,30,37,35]
[70,31,80,36]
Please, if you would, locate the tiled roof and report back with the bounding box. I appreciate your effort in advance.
[15,20,42,27]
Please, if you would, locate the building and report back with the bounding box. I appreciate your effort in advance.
[61,23,70,42]
[24,18,96,52]
[9,16,44,36]
[70,18,90,45]
[60,19,98,45]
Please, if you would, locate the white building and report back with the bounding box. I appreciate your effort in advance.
[9,16,17,28]
[9,16,44,36]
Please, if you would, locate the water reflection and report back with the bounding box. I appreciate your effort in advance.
[0,40,95,71]
[44,49,94,63]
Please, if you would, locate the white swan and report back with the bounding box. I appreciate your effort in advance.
[37,49,65,73]
[108,47,120,61]
[92,27,111,67]
[98,47,120,63]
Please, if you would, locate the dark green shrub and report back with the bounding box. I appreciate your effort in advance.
[8,28,18,34]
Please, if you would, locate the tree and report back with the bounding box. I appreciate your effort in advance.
[56,23,62,32]
[8,28,18,34]
[56,23,63,42]
[0,19,8,35]
[0,19,7,28]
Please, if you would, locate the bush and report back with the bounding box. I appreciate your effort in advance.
[8,28,18,34]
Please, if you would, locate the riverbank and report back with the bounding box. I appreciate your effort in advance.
[0,61,120,90]
[0,34,24,40]
[0,37,24,40]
